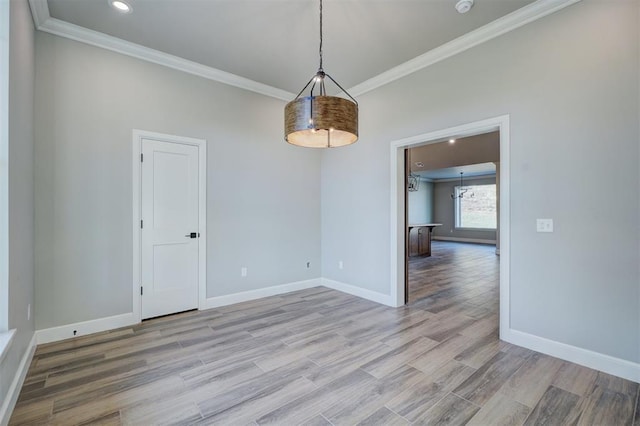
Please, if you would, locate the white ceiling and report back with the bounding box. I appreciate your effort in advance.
[415,162,496,180]
[44,0,536,95]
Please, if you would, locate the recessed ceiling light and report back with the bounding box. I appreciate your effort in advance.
[449,139,456,144]
[110,0,132,13]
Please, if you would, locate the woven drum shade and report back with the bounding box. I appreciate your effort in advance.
[285,96,358,148]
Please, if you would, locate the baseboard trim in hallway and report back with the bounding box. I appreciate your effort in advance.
[432,236,497,245]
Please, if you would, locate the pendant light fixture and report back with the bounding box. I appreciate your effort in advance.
[284,0,358,148]
[407,149,420,192]
[451,172,474,199]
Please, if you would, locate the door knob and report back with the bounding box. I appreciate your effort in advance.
[185,232,197,238]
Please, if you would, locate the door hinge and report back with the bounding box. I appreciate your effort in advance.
[141,286,143,296]
[141,153,144,162]
[140,220,143,229]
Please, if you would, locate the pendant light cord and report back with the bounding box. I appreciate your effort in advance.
[319,0,323,71]
[291,0,357,104]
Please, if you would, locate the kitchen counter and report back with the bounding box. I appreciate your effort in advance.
[408,223,442,257]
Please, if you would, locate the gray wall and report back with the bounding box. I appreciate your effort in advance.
[321,0,639,363]
[1,0,35,410]
[432,176,497,241]
[34,34,321,329]
[407,180,433,224]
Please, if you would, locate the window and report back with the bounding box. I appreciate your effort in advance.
[455,184,497,229]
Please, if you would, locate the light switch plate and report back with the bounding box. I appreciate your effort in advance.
[536,218,553,233]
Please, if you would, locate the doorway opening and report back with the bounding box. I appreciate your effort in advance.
[406,131,499,305]
[389,115,510,339]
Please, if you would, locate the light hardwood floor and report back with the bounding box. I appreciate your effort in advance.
[10,241,639,425]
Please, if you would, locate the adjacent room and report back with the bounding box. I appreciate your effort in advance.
[2,0,639,424]
[406,132,499,305]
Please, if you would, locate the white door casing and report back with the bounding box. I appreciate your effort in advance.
[132,130,207,322]
[389,115,510,340]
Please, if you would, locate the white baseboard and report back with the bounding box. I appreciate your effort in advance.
[503,328,640,383]
[34,279,323,345]
[28,280,640,385]
[201,278,322,310]
[0,330,16,364]
[321,278,395,307]
[35,313,137,345]
[432,236,496,245]
[0,334,36,426]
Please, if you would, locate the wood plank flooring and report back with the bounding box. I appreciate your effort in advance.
[10,241,639,425]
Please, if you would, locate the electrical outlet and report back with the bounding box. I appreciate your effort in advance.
[241,267,248,277]
[338,261,344,270]
[536,218,553,233]
[27,304,31,321]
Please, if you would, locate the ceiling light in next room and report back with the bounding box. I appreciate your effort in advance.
[449,139,456,144]
[110,0,132,13]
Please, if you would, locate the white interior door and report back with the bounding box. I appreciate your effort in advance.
[141,138,199,319]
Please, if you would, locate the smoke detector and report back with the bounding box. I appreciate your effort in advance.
[455,0,474,14]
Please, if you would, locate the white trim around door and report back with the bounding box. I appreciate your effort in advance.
[132,130,207,323]
[389,115,510,340]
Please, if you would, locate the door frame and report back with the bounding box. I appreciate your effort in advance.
[132,129,207,323]
[389,115,510,340]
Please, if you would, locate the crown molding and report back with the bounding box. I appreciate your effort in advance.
[345,0,582,97]
[27,0,295,101]
[28,0,580,102]
[27,0,49,27]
